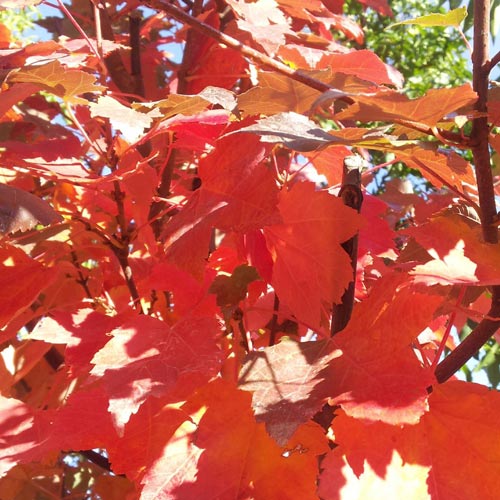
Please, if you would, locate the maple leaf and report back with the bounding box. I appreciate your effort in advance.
[163,129,278,277]
[0,83,41,118]
[335,83,477,127]
[318,50,403,87]
[239,339,340,445]
[121,379,328,500]
[90,315,222,431]
[240,272,442,444]
[319,381,500,499]
[0,244,56,331]
[30,309,129,374]
[89,96,161,144]
[227,0,291,55]
[0,396,52,476]
[209,264,260,307]
[238,70,327,116]
[235,112,342,151]
[264,181,363,329]
[0,183,62,235]
[404,213,500,286]
[10,60,105,104]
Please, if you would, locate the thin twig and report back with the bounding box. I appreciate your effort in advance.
[56,0,106,73]
[112,180,145,314]
[431,285,466,371]
[487,49,500,74]
[268,294,280,346]
[145,0,469,146]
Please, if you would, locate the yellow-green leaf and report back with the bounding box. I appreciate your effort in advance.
[388,7,467,29]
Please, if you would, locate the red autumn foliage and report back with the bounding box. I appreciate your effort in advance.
[0,0,499,499]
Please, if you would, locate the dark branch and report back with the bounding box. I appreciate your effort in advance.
[331,156,363,336]
[435,0,500,382]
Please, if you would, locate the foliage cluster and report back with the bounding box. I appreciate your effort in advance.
[1,0,500,499]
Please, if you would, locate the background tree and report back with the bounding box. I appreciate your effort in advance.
[0,0,500,499]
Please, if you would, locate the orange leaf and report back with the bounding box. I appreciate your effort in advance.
[238,71,326,116]
[10,60,104,104]
[335,83,477,127]
[132,379,326,500]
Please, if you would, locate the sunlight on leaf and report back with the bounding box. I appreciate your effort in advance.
[388,7,467,29]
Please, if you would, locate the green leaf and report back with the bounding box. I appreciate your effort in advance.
[388,7,467,29]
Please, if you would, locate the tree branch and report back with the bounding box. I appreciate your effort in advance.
[145,0,469,146]
[112,180,145,314]
[487,49,500,73]
[435,295,500,383]
[331,156,363,336]
[435,0,500,383]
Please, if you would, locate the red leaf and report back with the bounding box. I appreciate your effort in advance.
[404,213,500,285]
[318,50,403,88]
[240,272,442,443]
[0,396,51,476]
[181,10,247,94]
[132,379,327,499]
[30,309,128,374]
[0,244,56,330]
[90,315,222,430]
[319,381,500,499]
[264,181,362,329]
[163,130,278,277]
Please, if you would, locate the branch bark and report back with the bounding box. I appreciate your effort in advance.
[145,0,467,146]
[331,156,363,336]
[435,0,500,383]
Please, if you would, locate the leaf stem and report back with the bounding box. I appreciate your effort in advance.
[56,0,107,73]
[431,285,466,371]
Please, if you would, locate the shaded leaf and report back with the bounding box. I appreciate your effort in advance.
[234,112,340,151]
[163,129,278,277]
[0,244,56,330]
[238,71,327,116]
[209,264,260,307]
[240,272,442,444]
[0,184,62,235]
[239,339,341,445]
[335,84,477,128]
[135,379,326,500]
